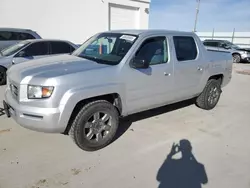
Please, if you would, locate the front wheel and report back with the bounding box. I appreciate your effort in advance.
[196,79,222,110]
[69,100,119,151]
[233,54,241,63]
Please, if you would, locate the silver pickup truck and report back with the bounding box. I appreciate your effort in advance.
[3,30,233,151]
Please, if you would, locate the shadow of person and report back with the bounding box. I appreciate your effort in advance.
[157,139,208,188]
[0,107,5,116]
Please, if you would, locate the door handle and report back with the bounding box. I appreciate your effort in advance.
[164,72,171,76]
[197,67,203,71]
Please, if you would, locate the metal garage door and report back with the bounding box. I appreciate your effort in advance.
[109,4,139,30]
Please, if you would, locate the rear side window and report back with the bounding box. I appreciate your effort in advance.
[0,31,15,41]
[18,32,35,40]
[173,36,198,61]
[0,31,35,41]
[24,42,49,56]
[203,41,218,47]
[50,42,74,54]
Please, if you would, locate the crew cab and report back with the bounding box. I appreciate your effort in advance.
[3,30,233,151]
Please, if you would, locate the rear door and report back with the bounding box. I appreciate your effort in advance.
[13,41,50,64]
[173,36,204,100]
[49,41,75,55]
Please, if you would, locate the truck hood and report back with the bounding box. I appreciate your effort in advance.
[7,54,111,84]
[237,48,250,52]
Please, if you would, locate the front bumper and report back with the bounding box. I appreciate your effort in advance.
[4,88,64,133]
[241,53,250,62]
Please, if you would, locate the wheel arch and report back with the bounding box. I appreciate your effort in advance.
[63,93,122,135]
[208,74,224,85]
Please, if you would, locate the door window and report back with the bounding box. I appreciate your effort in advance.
[173,36,198,61]
[50,41,74,54]
[23,42,49,56]
[0,31,16,41]
[135,37,168,65]
[17,32,35,40]
[0,31,35,41]
[203,41,219,47]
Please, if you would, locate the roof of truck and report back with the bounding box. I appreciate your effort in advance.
[0,28,36,32]
[24,39,71,43]
[105,29,194,36]
[204,39,230,42]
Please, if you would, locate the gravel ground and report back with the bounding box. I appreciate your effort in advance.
[0,64,250,188]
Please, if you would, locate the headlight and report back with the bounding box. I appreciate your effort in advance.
[28,85,54,99]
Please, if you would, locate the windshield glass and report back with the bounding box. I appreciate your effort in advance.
[225,41,241,50]
[72,33,138,65]
[0,41,30,57]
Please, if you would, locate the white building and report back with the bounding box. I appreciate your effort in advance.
[0,0,151,44]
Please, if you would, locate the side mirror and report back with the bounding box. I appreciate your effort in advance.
[17,50,26,57]
[221,44,230,49]
[224,45,231,49]
[130,57,149,69]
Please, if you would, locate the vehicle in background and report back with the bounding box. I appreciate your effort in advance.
[3,30,233,151]
[0,28,41,51]
[0,39,77,85]
[203,39,250,63]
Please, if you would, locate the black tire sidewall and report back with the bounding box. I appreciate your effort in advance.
[204,80,221,109]
[73,101,119,151]
[233,54,241,63]
[0,67,7,85]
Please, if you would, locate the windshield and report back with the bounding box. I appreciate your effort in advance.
[0,41,30,57]
[72,33,138,65]
[225,41,241,50]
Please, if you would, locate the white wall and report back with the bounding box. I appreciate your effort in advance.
[0,0,150,44]
[197,31,250,48]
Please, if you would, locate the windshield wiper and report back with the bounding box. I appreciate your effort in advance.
[78,55,97,61]
[78,55,107,64]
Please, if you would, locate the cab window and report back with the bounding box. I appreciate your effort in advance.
[23,42,49,56]
[135,37,168,65]
[173,36,198,61]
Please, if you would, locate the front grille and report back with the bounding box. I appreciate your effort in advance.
[11,84,18,97]
[9,80,19,100]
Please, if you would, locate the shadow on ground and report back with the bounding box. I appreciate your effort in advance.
[0,107,5,116]
[113,99,194,142]
[157,139,208,188]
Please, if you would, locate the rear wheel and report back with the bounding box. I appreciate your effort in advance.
[196,79,222,110]
[0,67,7,86]
[233,54,241,63]
[69,100,119,151]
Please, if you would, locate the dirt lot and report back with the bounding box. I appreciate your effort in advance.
[0,64,250,188]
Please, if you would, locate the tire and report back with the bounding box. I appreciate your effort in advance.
[196,79,222,110]
[69,100,119,151]
[0,66,7,86]
[233,53,241,63]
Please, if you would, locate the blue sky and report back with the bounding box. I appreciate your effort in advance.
[149,0,250,32]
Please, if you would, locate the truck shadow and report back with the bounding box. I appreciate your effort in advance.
[113,99,195,142]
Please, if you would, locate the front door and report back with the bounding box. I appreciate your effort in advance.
[125,36,174,114]
[13,41,50,64]
[173,36,204,100]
